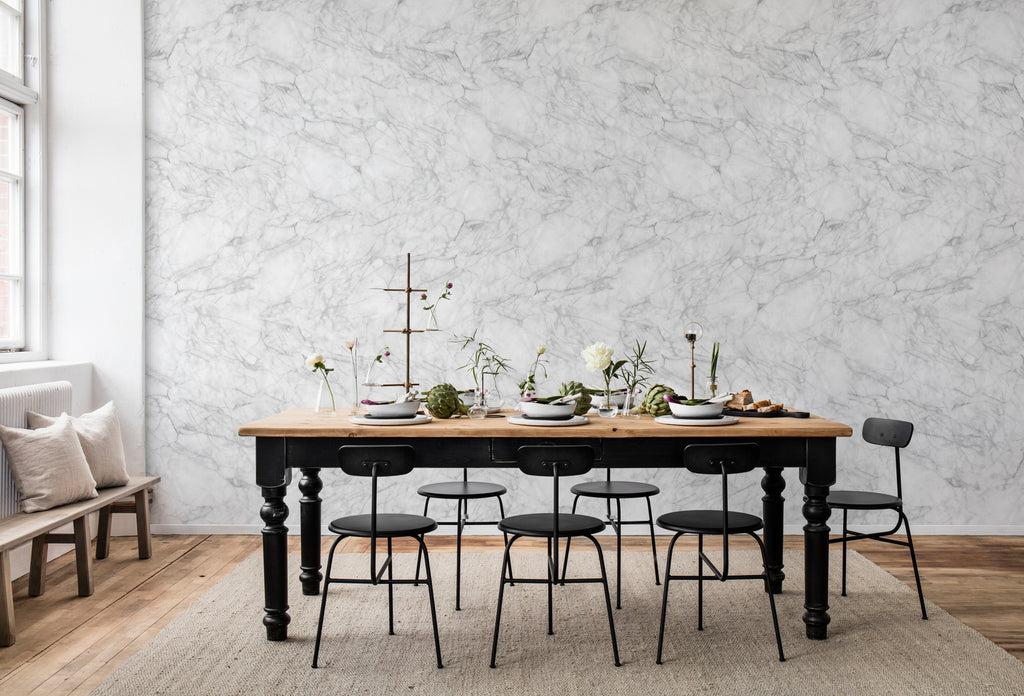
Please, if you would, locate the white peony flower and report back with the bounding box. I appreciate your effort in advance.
[537,343,547,356]
[305,353,323,368]
[581,342,613,372]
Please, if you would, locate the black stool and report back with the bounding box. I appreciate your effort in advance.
[560,470,661,608]
[415,468,512,610]
[656,442,784,664]
[312,445,443,669]
[490,445,620,668]
[828,417,927,620]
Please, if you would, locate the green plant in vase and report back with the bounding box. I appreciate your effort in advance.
[620,338,656,416]
[709,341,721,397]
[518,343,548,397]
[454,330,511,410]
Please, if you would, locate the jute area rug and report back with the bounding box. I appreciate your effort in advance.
[91,548,1024,695]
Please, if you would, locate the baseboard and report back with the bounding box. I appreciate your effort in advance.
[151,523,1024,536]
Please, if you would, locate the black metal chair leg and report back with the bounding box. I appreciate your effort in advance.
[312,534,346,668]
[387,537,395,635]
[490,535,517,668]
[646,495,661,585]
[751,532,785,662]
[841,508,849,596]
[587,534,621,667]
[414,497,430,586]
[416,535,444,669]
[656,532,682,665]
[497,495,515,585]
[615,498,623,609]
[560,495,581,583]
[455,498,464,611]
[546,537,554,635]
[901,511,928,620]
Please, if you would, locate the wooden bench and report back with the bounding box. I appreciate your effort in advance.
[0,474,160,646]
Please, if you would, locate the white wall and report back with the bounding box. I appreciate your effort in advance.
[144,0,1024,535]
[47,0,146,473]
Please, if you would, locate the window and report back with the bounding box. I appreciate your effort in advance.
[0,0,41,357]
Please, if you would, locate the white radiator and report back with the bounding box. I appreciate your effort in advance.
[0,381,73,518]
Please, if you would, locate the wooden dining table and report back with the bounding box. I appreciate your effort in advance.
[238,409,853,642]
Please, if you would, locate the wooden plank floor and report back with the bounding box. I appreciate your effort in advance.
[1,534,1021,694]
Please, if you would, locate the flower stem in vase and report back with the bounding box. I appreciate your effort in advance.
[597,375,618,418]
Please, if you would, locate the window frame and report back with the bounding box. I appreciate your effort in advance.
[0,0,43,362]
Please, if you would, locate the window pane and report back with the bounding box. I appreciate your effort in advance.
[0,4,20,80]
[0,180,10,275]
[0,278,11,342]
[0,108,15,173]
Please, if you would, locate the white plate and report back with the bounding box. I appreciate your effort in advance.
[507,415,590,427]
[349,414,432,426]
[654,415,739,427]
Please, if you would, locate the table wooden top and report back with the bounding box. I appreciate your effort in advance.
[239,408,853,439]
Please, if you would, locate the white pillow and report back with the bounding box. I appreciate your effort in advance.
[28,401,130,489]
[0,414,99,513]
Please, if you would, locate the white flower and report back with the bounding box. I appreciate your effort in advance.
[537,343,547,356]
[305,353,323,368]
[343,340,355,350]
[581,342,613,372]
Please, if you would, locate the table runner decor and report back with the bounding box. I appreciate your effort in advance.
[91,550,1024,696]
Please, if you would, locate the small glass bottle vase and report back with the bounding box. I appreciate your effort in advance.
[596,384,618,418]
[708,374,724,398]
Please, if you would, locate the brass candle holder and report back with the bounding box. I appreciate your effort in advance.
[377,253,427,392]
[683,321,703,400]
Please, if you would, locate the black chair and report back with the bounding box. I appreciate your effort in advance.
[828,417,927,620]
[490,445,620,668]
[656,443,784,664]
[560,470,661,608]
[312,445,443,669]
[414,468,512,610]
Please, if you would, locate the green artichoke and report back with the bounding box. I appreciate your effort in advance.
[641,384,676,416]
[425,383,468,419]
[558,381,593,416]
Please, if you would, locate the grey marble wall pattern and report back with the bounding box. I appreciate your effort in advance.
[145,0,1024,530]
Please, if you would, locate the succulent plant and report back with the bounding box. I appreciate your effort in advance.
[425,383,468,419]
[641,384,676,416]
[558,381,593,416]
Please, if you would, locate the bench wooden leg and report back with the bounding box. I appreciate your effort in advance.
[134,489,152,560]
[96,505,113,560]
[73,517,94,597]
[0,549,14,646]
[29,537,48,597]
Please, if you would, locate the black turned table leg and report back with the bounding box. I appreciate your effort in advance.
[260,485,290,641]
[760,466,786,594]
[802,482,831,639]
[299,468,324,595]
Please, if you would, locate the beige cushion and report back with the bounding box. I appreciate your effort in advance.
[28,402,130,489]
[0,415,99,513]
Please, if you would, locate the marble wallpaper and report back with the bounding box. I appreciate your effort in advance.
[145,0,1024,532]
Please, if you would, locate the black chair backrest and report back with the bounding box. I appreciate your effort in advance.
[339,445,416,477]
[516,445,594,478]
[861,418,914,499]
[862,418,913,448]
[683,442,759,476]
[681,442,760,578]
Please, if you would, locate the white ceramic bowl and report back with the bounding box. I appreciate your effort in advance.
[668,400,725,419]
[590,390,627,408]
[518,400,576,419]
[364,400,421,418]
[459,391,477,407]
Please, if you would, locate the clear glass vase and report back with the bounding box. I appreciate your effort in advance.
[468,386,487,419]
[424,307,440,332]
[708,374,724,398]
[314,380,335,416]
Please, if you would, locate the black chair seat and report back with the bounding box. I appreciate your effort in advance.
[498,512,606,538]
[570,480,660,498]
[828,489,902,510]
[657,509,763,535]
[329,513,438,538]
[417,481,507,499]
